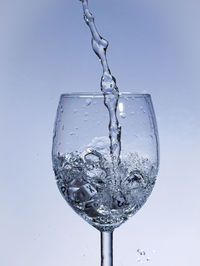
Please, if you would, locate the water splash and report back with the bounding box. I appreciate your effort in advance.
[53,150,158,231]
[79,0,121,167]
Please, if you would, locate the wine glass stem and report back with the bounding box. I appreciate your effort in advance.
[101,231,113,266]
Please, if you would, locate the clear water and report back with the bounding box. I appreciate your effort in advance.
[80,0,121,166]
[53,149,158,231]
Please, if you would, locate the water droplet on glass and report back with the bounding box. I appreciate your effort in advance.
[85,99,92,106]
[146,257,150,262]
[69,132,75,136]
[73,109,78,114]
[120,112,126,119]
[137,249,146,256]
[84,112,89,117]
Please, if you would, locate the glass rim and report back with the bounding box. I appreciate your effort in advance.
[60,92,151,98]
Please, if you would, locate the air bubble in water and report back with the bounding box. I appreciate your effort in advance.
[53,150,158,230]
[85,151,101,163]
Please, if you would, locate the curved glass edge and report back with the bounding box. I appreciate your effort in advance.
[145,96,160,168]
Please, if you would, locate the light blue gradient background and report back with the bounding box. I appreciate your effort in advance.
[1,0,200,265]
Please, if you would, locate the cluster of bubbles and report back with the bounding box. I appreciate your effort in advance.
[136,249,157,264]
[53,148,157,231]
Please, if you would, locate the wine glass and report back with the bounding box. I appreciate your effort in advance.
[52,92,159,266]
